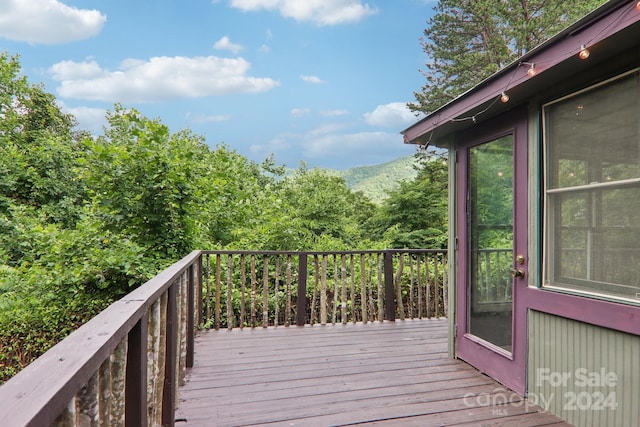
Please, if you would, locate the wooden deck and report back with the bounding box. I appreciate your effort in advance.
[176,319,570,427]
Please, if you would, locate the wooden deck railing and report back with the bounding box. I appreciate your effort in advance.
[0,250,202,427]
[0,248,447,427]
[201,249,448,330]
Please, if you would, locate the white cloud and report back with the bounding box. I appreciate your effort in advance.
[302,128,415,167]
[300,75,325,84]
[229,0,377,26]
[258,44,271,54]
[49,56,280,102]
[0,0,105,44]
[303,130,396,159]
[251,123,415,168]
[213,36,244,54]
[291,108,311,117]
[364,102,420,128]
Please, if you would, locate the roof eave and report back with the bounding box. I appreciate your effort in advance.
[402,0,638,146]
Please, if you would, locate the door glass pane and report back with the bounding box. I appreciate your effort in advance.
[468,135,513,351]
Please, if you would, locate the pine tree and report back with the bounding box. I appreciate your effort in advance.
[410,0,605,114]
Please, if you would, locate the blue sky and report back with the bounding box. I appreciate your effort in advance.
[0,0,434,169]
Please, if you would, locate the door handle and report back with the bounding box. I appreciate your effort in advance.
[511,268,525,279]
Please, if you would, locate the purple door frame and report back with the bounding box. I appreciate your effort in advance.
[455,107,529,395]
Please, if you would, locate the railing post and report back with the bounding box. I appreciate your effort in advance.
[162,284,177,427]
[384,250,396,321]
[196,254,203,326]
[186,263,195,368]
[126,313,148,427]
[296,253,308,326]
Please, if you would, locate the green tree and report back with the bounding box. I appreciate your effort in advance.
[410,0,605,114]
[367,155,448,249]
[0,52,84,226]
[232,165,379,251]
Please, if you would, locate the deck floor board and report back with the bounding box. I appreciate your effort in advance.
[176,319,570,427]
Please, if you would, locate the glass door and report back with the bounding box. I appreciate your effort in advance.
[455,110,528,395]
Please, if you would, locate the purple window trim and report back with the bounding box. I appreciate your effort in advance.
[524,286,640,336]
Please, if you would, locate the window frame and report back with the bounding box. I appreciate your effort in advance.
[541,69,640,306]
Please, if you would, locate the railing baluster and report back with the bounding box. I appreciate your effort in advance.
[215,254,221,331]
[227,254,234,330]
[178,274,187,389]
[274,255,280,327]
[151,292,167,426]
[310,255,319,325]
[240,254,246,329]
[251,255,257,328]
[126,315,147,427]
[360,254,367,324]
[162,284,177,427]
[286,254,292,327]
[320,255,327,325]
[377,253,384,322]
[263,255,269,327]
[296,253,308,326]
[410,254,415,319]
[196,256,203,327]
[340,254,347,324]
[331,254,339,325]
[434,254,440,317]
[106,352,125,425]
[205,254,211,325]
[350,254,356,324]
[187,266,195,368]
[417,253,423,319]
[368,253,375,321]
[443,255,448,317]
[426,253,432,318]
[394,252,405,321]
[384,251,396,321]
[98,351,111,426]
[76,369,98,427]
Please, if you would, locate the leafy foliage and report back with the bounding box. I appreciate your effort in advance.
[1,53,430,382]
[232,165,382,251]
[366,154,448,249]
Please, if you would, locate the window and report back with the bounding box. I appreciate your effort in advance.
[543,71,640,304]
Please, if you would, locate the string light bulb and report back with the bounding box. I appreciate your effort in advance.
[636,1,640,11]
[527,63,536,76]
[579,45,590,60]
[500,92,510,103]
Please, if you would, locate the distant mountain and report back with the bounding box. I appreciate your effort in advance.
[333,156,419,204]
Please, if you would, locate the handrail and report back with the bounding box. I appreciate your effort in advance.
[0,250,202,427]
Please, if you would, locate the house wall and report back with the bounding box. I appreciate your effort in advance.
[528,310,640,427]
[435,7,640,422]
[523,60,640,426]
